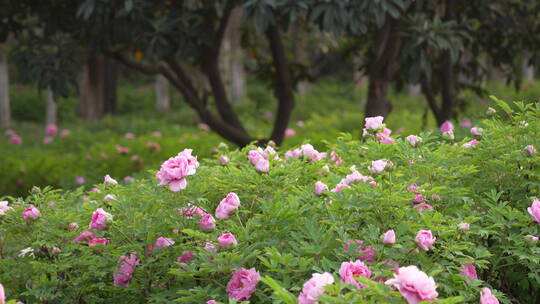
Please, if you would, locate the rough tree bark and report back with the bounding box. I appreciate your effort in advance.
[292,24,311,95]
[364,18,402,118]
[79,56,118,120]
[0,43,10,127]
[45,87,57,126]
[439,0,457,123]
[222,6,246,104]
[155,75,171,112]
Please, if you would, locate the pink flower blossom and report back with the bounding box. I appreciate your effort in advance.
[124,132,135,139]
[45,124,58,136]
[207,301,216,304]
[60,129,70,137]
[204,242,217,254]
[297,120,305,127]
[198,123,210,131]
[115,144,130,154]
[331,183,350,193]
[463,140,480,148]
[298,272,334,304]
[0,282,4,304]
[526,235,539,243]
[413,193,425,204]
[156,154,197,192]
[528,199,540,224]
[88,238,108,247]
[74,230,97,243]
[406,135,422,147]
[383,229,396,244]
[415,230,436,251]
[150,237,175,251]
[215,192,241,219]
[365,116,384,130]
[459,263,478,280]
[0,201,12,216]
[220,155,229,165]
[480,288,499,304]
[524,145,536,156]
[22,205,40,220]
[407,184,419,192]
[178,204,206,219]
[315,181,328,195]
[104,175,118,185]
[199,213,216,230]
[440,121,454,133]
[124,176,135,183]
[376,128,396,144]
[104,194,116,201]
[177,251,195,263]
[459,223,470,231]
[178,148,200,169]
[459,120,472,128]
[218,233,237,250]
[339,261,371,289]
[226,268,261,301]
[255,159,270,172]
[10,135,22,145]
[414,203,433,212]
[369,160,388,174]
[284,128,296,137]
[470,127,483,136]
[75,176,85,185]
[152,131,162,137]
[113,253,139,287]
[69,222,79,231]
[88,208,113,230]
[385,265,438,304]
[43,136,53,144]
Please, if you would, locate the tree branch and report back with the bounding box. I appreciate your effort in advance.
[105,51,160,75]
[420,73,443,125]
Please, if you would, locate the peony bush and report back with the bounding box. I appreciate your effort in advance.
[0,98,538,303]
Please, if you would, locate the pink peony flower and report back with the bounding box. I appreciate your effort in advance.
[284,128,296,137]
[88,238,108,247]
[88,208,113,230]
[528,199,540,224]
[150,237,175,251]
[480,288,499,304]
[385,265,438,304]
[4,129,15,136]
[376,128,396,144]
[339,261,371,289]
[43,136,53,144]
[60,129,70,137]
[524,145,536,156]
[407,184,419,192]
[115,144,130,154]
[198,123,210,131]
[459,120,472,128]
[369,160,388,174]
[104,194,116,202]
[152,131,162,137]
[207,301,216,304]
[331,183,350,193]
[124,133,135,139]
[413,193,425,204]
[459,223,470,231]
[226,268,261,301]
[124,176,135,183]
[264,111,273,119]
[113,253,139,287]
[204,242,217,254]
[178,204,206,219]
[459,263,478,280]
[315,181,328,195]
[178,148,200,169]
[383,229,396,245]
[0,201,12,216]
[74,230,97,243]
[0,282,4,304]
[215,192,241,219]
[104,174,118,185]
[199,213,216,230]
[298,272,334,304]
[156,154,197,192]
[414,203,433,212]
[463,140,480,148]
[470,127,483,136]
[415,230,436,251]
[69,222,79,231]
[255,159,270,172]
[297,120,305,127]
[177,251,195,263]
[406,135,422,147]
[219,155,229,165]
[22,205,40,220]
[440,121,454,133]
[75,176,85,185]
[365,116,384,131]
[526,235,539,243]
[10,135,22,145]
[218,233,237,250]
[45,124,58,136]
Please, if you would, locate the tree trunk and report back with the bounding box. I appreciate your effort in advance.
[223,7,245,104]
[439,0,457,124]
[364,18,401,118]
[78,56,106,121]
[292,24,311,95]
[45,87,57,126]
[155,75,170,112]
[0,43,10,127]
[103,57,118,115]
[266,25,295,146]
[522,52,534,81]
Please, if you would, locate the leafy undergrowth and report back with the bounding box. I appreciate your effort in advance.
[0,99,539,304]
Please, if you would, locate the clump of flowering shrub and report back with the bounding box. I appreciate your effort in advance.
[0,99,538,303]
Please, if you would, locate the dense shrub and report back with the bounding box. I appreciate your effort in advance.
[0,99,538,303]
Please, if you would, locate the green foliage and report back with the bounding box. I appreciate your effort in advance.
[0,99,538,303]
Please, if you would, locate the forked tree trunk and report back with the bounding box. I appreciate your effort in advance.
[155,75,170,112]
[364,18,401,118]
[0,44,11,127]
[45,87,57,126]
